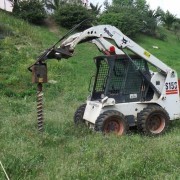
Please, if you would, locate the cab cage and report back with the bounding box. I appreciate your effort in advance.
[91,55,154,103]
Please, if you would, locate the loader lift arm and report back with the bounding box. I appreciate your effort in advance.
[58,25,173,74]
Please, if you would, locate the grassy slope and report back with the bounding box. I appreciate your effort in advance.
[137,29,180,76]
[0,11,180,179]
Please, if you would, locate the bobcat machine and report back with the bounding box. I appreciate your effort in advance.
[29,24,180,136]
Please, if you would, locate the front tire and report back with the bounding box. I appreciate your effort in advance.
[74,104,86,126]
[95,110,129,135]
[137,105,170,136]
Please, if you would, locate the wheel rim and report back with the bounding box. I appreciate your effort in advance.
[147,113,166,134]
[104,117,124,135]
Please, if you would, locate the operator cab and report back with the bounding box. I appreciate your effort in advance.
[90,55,154,103]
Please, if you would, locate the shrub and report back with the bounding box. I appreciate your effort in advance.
[99,11,142,37]
[54,4,94,30]
[172,21,180,41]
[156,29,167,41]
[14,0,46,25]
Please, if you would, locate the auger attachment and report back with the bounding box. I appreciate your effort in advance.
[32,63,47,132]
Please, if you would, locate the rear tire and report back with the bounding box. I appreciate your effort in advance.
[95,110,129,135]
[137,105,170,136]
[74,104,86,126]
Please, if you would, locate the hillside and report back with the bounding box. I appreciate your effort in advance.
[0,11,180,179]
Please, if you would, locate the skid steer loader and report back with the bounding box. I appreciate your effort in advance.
[29,24,180,136]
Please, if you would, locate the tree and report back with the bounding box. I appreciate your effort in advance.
[44,0,82,11]
[134,0,149,14]
[162,10,176,30]
[142,9,162,35]
[99,0,148,37]
[112,0,133,6]
[103,0,110,11]
[45,0,64,11]
[99,0,165,38]
[155,6,165,23]
[14,0,46,24]
[8,0,20,13]
[90,3,102,16]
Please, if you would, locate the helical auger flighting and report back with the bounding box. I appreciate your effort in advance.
[37,83,43,132]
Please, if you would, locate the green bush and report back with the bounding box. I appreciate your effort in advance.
[54,4,94,30]
[14,0,46,24]
[155,28,167,41]
[99,11,142,37]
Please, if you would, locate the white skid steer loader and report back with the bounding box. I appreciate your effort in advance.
[29,24,180,136]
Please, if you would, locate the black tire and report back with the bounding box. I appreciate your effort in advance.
[95,110,129,135]
[74,104,86,125]
[137,105,170,136]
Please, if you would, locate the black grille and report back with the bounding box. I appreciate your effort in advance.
[108,60,127,94]
[95,60,109,92]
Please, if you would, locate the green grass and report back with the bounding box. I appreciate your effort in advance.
[137,29,180,76]
[0,11,180,179]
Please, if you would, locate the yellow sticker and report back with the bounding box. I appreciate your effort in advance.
[38,78,43,83]
[144,51,151,58]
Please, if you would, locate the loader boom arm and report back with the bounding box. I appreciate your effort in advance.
[60,25,173,74]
